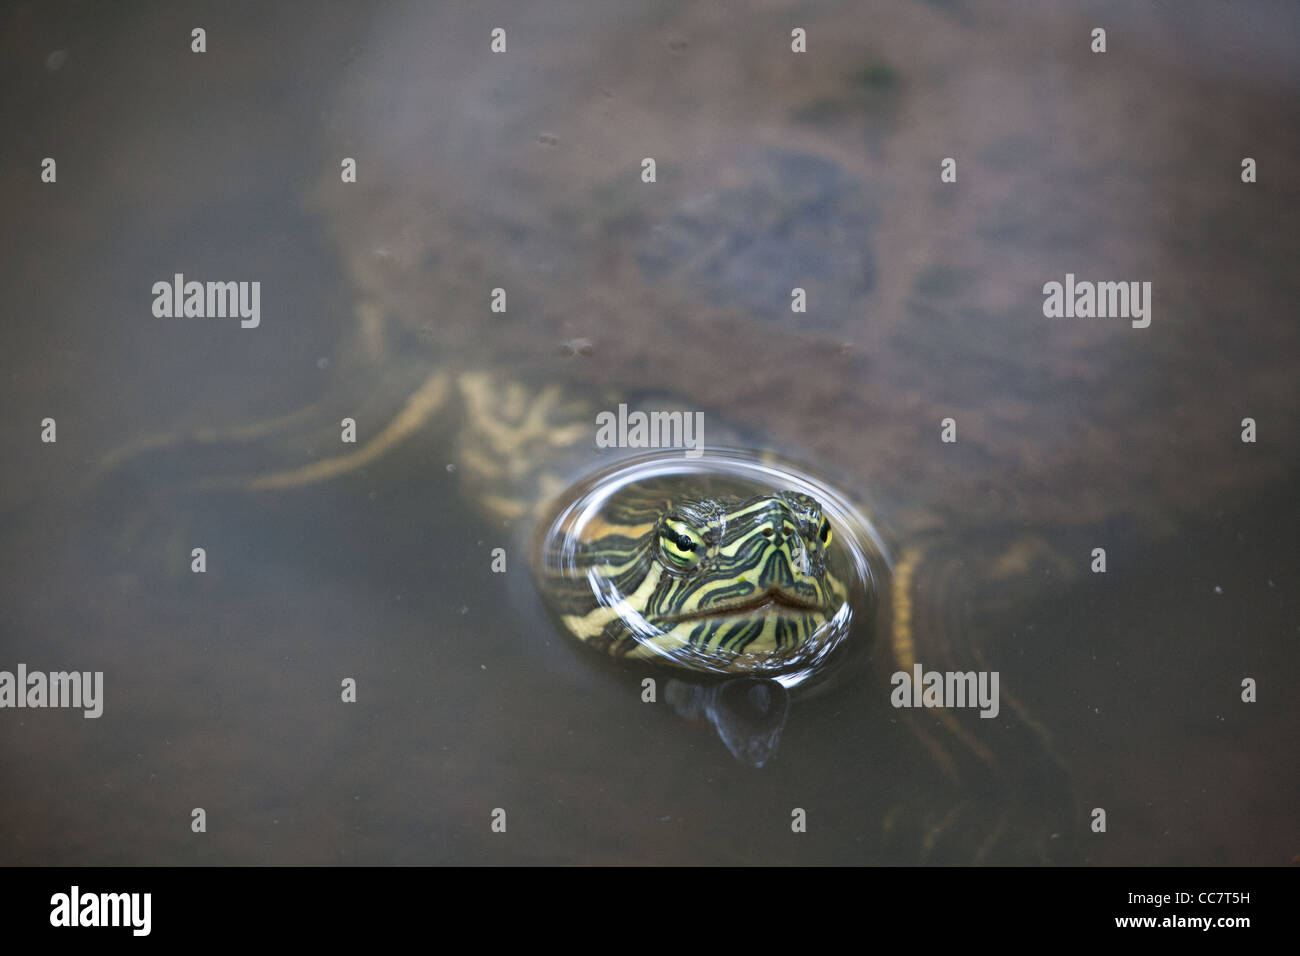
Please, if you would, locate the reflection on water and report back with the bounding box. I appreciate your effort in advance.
[666,678,790,769]
[1,1,1297,864]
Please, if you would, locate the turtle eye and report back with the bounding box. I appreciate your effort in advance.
[659,518,705,571]
[818,517,832,549]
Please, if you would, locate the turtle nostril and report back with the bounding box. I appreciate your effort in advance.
[761,528,773,538]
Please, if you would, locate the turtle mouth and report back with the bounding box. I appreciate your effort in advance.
[658,587,826,623]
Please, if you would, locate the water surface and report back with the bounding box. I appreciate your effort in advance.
[1,0,1296,865]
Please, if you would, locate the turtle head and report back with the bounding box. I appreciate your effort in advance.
[570,490,850,676]
[648,490,838,630]
[537,457,877,685]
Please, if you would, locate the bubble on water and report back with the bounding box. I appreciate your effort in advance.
[1213,585,1223,595]
[316,356,331,370]
[445,463,456,473]
[534,448,888,688]
[46,50,67,72]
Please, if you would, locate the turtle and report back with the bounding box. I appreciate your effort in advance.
[3,0,1291,871]
[78,5,1295,868]
[78,103,1081,871]
[92,343,1079,864]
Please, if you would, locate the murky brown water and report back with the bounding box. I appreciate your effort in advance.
[2,1,1297,864]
